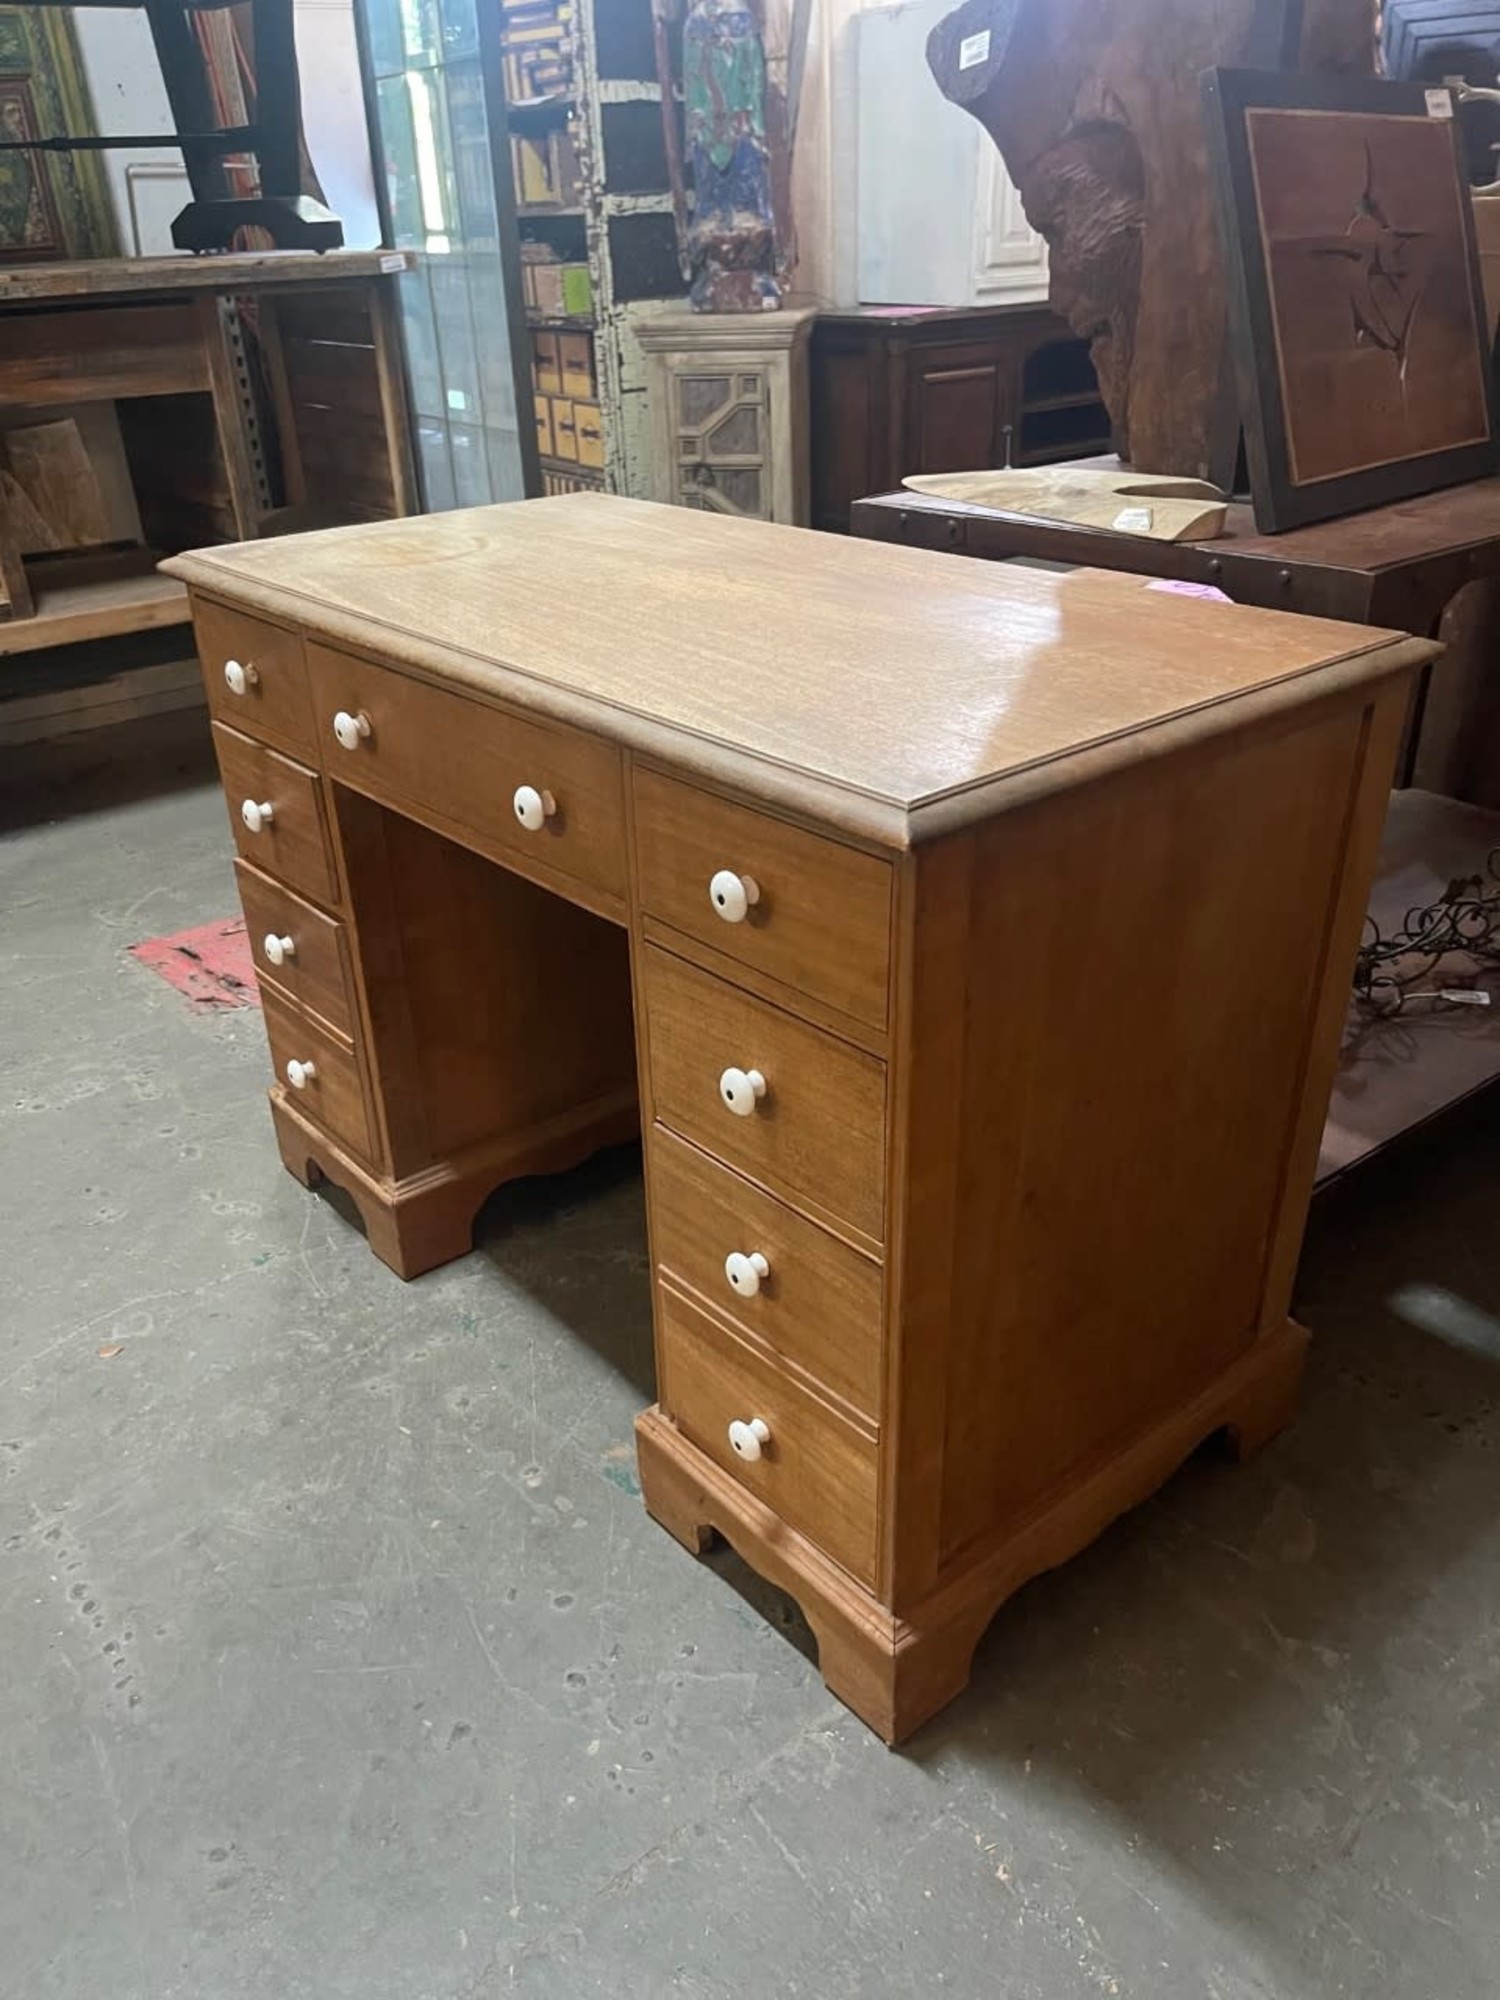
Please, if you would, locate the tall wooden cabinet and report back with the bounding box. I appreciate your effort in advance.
[810,304,1110,533]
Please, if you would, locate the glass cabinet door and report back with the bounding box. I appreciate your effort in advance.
[358,0,530,507]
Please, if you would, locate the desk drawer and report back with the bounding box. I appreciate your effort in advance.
[642,946,886,1242]
[213,723,339,909]
[195,597,315,758]
[649,1126,882,1419]
[260,987,373,1161]
[634,768,892,1029]
[235,860,355,1038]
[306,643,627,902]
[658,1283,878,1586]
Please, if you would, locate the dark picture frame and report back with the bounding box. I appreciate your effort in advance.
[1203,66,1499,532]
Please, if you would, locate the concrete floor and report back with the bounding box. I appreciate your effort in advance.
[4,722,1500,2000]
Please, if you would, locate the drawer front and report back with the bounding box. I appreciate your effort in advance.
[642,946,886,1241]
[649,1126,882,1419]
[213,723,339,909]
[260,987,373,1160]
[633,767,892,1029]
[658,1283,878,1586]
[306,643,627,902]
[235,860,355,1039]
[195,596,315,757]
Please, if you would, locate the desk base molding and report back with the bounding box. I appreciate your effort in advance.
[638,1318,1307,1744]
[269,1086,640,1280]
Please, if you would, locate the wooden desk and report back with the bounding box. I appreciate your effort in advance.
[165,499,1432,1742]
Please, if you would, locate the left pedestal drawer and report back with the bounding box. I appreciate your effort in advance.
[260,987,374,1162]
[236,861,356,1039]
[194,597,315,759]
[211,723,340,910]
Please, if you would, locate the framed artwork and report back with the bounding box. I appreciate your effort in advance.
[0,7,117,261]
[1203,67,1499,532]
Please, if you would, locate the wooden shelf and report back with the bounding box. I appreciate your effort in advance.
[537,453,603,479]
[526,312,595,331]
[1021,391,1109,416]
[0,569,191,658]
[518,205,585,221]
[1317,789,1500,1185]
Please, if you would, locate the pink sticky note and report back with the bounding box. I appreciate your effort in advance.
[1145,579,1232,604]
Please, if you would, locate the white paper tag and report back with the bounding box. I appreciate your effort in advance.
[959,29,991,69]
[1439,988,1491,1006]
[380,251,407,272]
[1113,505,1154,533]
[1426,87,1454,118]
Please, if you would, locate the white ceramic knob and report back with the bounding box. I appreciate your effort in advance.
[240,798,275,834]
[718,1066,766,1117]
[223,658,257,695]
[285,1058,317,1090]
[725,1250,770,1298]
[513,784,557,832]
[332,709,371,751]
[263,933,295,967]
[728,1416,771,1463]
[709,869,760,924]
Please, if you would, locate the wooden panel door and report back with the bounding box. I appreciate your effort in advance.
[671,366,773,519]
[901,338,1012,479]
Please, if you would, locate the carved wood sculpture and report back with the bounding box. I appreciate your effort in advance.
[926,0,1377,477]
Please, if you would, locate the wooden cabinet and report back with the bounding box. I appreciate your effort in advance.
[810,304,1111,533]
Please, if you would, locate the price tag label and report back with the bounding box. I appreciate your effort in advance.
[1426,88,1455,118]
[380,252,407,273]
[1438,988,1491,1006]
[1113,506,1154,534]
[959,29,991,69]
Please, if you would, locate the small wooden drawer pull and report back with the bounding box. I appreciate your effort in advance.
[513,783,557,832]
[223,658,259,695]
[285,1057,317,1090]
[332,709,372,751]
[724,1250,769,1298]
[727,1416,771,1462]
[263,932,296,967]
[709,868,759,924]
[718,1065,766,1117]
[240,798,275,834]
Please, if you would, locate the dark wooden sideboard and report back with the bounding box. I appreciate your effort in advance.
[809,303,1109,533]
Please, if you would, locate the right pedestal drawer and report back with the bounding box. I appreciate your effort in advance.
[640,944,887,1243]
[657,1282,879,1587]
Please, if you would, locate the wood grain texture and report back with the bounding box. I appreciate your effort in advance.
[0,303,207,405]
[210,722,339,909]
[306,640,627,902]
[194,596,316,759]
[162,496,1428,844]
[632,765,893,1027]
[648,1125,884,1419]
[0,252,413,303]
[641,943,888,1242]
[260,986,373,1160]
[235,860,355,1038]
[656,1282,880,1588]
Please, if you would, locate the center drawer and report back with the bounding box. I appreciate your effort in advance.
[641,945,886,1242]
[306,642,627,903]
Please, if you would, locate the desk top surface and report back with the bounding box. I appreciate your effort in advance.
[167,496,1430,841]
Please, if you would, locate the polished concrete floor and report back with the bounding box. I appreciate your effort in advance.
[4,721,1500,1999]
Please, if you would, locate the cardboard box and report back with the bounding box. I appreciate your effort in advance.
[535,394,553,458]
[573,400,604,469]
[550,398,578,461]
[558,331,593,399]
[512,133,555,207]
[532,330,562,396]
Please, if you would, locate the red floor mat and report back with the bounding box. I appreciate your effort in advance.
[129,916,261,1009]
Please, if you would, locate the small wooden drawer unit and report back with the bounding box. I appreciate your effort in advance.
[259,987,372,1161]
[171,494,1430,1744]
[640,944,887,1243]
[633,766,893,1029]
[305,643,627,903]
[649,1125,882,1420]
[657,1282,880,1588]
[195,597,316,758]
[235,861,356,1038]
[211,722,340,909]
